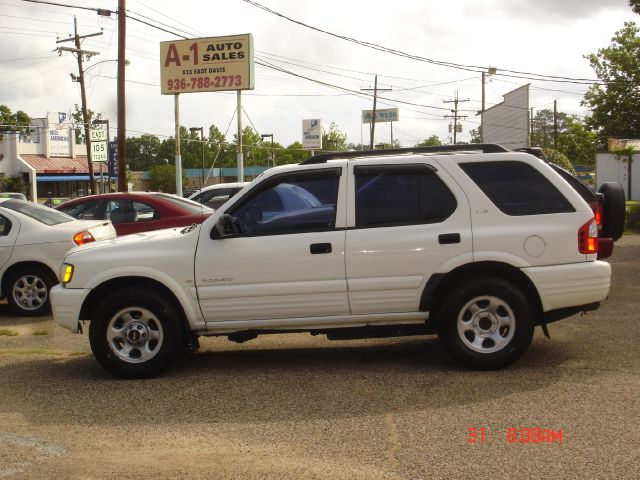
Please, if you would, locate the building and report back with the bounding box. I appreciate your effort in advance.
[0,111,111,202]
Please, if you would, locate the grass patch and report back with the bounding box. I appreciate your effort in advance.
[0,348,86,357]
[32,330,48,336]
[0,328,18,336]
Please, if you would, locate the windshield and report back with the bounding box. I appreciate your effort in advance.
[1,199,75,225]
[152,193,214,214]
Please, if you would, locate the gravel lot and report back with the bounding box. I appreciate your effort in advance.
[1,235,638,479]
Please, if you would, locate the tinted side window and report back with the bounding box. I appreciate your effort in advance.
[354,164,457,228]
[460,161,575,216]
[0,215,11,236]
[229,169,340,236]
[59,200,106,220]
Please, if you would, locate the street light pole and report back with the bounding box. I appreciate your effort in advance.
[190,127,205,189]
[260,134,274,167]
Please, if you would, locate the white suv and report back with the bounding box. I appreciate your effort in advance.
[51,145,611,378]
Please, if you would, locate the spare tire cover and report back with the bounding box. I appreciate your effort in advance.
[598,182,626,241]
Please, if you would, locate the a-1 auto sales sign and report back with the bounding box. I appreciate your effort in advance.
[160,34,254,94]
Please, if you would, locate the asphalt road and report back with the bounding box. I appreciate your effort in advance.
[1,235,638,479]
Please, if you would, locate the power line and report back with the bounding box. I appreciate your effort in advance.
[240,0,604,85]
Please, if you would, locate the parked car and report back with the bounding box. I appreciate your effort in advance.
[43,197,70,208]
[0,199,116,316]
[52,144,620,378]
[55,192,213,236]
[0,192,27,201]
[188,182,249,210]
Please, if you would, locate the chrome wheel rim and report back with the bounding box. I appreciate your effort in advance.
[106,307,164,364]
[456,295,516,354]
[12,275,48,311]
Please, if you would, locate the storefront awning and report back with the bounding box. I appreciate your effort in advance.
[36,175,114,182]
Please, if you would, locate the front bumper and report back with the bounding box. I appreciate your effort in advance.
[50,285,90,333]
[522,260,611,312]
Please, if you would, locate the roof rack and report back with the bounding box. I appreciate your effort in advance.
[300,143,509,165]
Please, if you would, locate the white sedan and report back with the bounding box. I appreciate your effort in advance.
[0,199,116,316]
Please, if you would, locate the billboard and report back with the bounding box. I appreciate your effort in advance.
[160,34,254,94]
[482,85,530,149]
[302,119,322,150]
[47,112,72,157]
[362,108,399,124]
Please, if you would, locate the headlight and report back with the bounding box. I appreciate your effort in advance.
[60,263,74,285]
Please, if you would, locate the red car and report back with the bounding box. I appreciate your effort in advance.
[56,192,213,236]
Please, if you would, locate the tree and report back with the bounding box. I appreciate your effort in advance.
[72,103,102,144]
[469,127,482,144]
[148,164,187,193]
[0,105,30,135]
[277,141,311,165]
[543,149,576,174]
[531,109,570,149]
[126,134,161,171]
[630,1,640,15]
[322,122,348,152]
[556,117,598,165]
[582,22,640,145]
[416,135,443,147]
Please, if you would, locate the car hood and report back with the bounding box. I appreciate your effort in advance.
[66,224,198,256]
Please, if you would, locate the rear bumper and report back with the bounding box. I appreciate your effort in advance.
[522,261,611,312]
[50,285,90,333]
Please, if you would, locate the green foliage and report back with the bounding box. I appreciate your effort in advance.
[322,122,348,152]
[0,328,18,336]
[583,22,640,145]
[416,135,443,147]
[71,104,102,144]
[631,1,640,15]
[0,105,30,135]
[277,141,311,165]
[126,134,161,171]
[2,175,26,193]
[556,117,598,165]
[626,203,640,231]
[543,148,576,174]
[469,128,481,144]
[148,164,187,193]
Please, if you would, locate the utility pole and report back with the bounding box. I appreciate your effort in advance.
[361,75,391,149]
[530,107,534,147]
[553,100,558,150]
[443,91,470,144]
[479,67,496,143]
[117,0,127,192]
[56,18,102,195]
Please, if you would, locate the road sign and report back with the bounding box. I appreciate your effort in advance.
[302,119,322,150]
[89,128,108,142]
[109,141,118,177]
[362,108,399,124]
[91,141,108,162]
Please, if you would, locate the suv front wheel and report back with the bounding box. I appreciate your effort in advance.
[89,287,183,378]
[437,277,535,369]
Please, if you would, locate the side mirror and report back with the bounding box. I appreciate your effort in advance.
[210,214,234,239]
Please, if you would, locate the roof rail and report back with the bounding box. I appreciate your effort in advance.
[300,143,509,165]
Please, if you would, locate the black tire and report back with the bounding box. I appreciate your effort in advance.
[6,266,57,316]
[599,182,626,241]
[437,277,535,370]
[89,287,184,379]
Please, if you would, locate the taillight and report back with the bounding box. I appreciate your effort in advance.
[73,230,95,246]
[578,219,598,254]
[594,204,603,228]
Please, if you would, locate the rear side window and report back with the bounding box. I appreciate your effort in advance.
[354,164,457,228]
[460,161,575,216]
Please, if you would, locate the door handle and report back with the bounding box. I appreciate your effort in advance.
[438,233,461,244]
[310,243,332,254]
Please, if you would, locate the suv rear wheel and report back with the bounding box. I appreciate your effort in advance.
[437,277,535,369]
[89,287,183,378]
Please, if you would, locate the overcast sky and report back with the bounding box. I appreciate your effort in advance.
[0,0,637,149]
